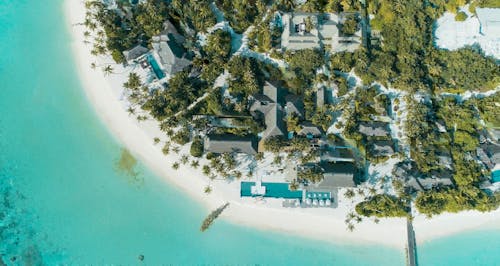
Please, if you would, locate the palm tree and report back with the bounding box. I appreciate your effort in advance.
[202,165,211,176]
[369,187,377,196]
[127,107,135,115]
[344,189,355,199]
[279,0,296,10]
[181,155,189,165]
[190,160,200,169]
[172,162,180,170]
[162,146,170,155]
[347,223,355,232]
[90,62,96,69]
[103,65,113,76]
[172,146,180,154]
[153,137,160,145]
[204,185,212,194]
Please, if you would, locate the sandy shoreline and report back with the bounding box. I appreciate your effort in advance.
[64,0,499,250]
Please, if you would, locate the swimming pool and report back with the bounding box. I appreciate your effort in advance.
[240,182,303,199]
[147,54,165,79]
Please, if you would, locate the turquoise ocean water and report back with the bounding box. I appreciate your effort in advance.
[0,1,497,265]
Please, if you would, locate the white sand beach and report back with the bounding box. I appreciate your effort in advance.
[64,0,499,250]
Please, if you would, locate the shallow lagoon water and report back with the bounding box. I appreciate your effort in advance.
[0,1,497,265]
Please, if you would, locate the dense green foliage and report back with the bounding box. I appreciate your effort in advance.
[427,49,499,93]
[215,0,268,33]
[455,11,468,21]
[297,166,324,183]
[142,71,209,120]
[356,0,499,93]
[169,0,216,33]
[198,29,232,83]
[190,137,204,157]
[87,0,168,63]
[285,49,325,89]
[355,194,409,218]
[415,186,498,217]
[473,92,500,127]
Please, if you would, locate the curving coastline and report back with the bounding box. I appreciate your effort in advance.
[64,0,499,250]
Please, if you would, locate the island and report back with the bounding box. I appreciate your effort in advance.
[66,0,500,256]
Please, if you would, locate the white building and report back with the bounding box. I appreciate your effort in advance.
[281,12,362,53]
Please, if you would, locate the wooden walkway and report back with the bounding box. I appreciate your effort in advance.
[406,218,418,266]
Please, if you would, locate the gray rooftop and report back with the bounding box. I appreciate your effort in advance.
[297,122,323,137]
[358,122,390,137]
[370,140,394,157]
[250,82,287,143]
[204,134,257,155]
[316,162,356,188]
[316,87,325,107]
[123,45,149,61]
[151,21,191,76]
[478,142,500,169]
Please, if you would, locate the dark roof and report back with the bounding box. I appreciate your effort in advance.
[204,134,257,155]
[285,94,304,118]
[316,162,356,188]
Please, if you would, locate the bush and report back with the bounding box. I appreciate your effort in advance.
[455,11,468,21]
[190,137,204,157]
[172,128,190,145]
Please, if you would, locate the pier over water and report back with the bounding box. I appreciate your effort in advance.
[406,218,418,266]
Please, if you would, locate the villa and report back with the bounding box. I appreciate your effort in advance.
[477,142,500,170]
[122,44,149,64]
[358,122,391,137]
[317,162,356,188]
[369,140,395,157]
[249,82,287,151]
[203,134,258,155]
[151,21,192,78]
[281,12,362,53]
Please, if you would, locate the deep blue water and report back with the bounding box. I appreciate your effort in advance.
[0,1,497,265]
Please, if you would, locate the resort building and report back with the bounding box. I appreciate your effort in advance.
[477,142,500,170]
[281,13,322,50]
[358,122,391,137]
[476,8,500,36]
[369,140,395,157]
[331,12,363,53]
[285,94,304,118]
[151,21,192,78]
[297,122,323,138]
[250,82,287,151]
[280,12,362,53]
[320,147,355,163]
[317,162,356,188]
[122,44,149,63]
[203,134,258,155]
[316,87,326,108]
